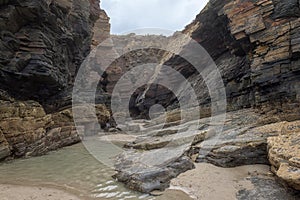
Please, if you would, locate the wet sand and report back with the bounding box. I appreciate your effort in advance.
[157,189,193,200]
[169,163,271,200]
[0,163,273,200]
[0,184,193,200]
[0,184,83,200]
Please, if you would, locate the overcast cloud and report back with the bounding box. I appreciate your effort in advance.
[101,0,209,35]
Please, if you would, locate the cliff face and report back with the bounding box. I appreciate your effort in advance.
[0,0,111,112]
[96,34,172,117]
[92,7,110,48]
[95,33,196,118]
[203,0,300,111]
[0,0,111,160]
[132,0,300,119]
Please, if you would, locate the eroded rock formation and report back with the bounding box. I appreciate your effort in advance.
[0,0,98,103]
[113,107,300,193]
[0,92,110,160]
[0,0,111,160]
[0,0,299,197]
[111,0,300,194]
[130,0,300,115]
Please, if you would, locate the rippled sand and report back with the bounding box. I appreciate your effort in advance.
[0,184,194,200]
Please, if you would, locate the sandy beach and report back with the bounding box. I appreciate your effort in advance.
[169,163,271,200]
[0,184,83,200]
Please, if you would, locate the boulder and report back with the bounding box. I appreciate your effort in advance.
[268,121,300,190]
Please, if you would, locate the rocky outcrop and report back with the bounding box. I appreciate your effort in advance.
[91,8,110,48]
[268,121,300,190]
[92,32,208,120]
[0,0,102,110]
[129,0,300,117]
[114,154,194,193]
[194,115,300,167]
[0,100,52,158]
[113,107,300,194]
[206,0,300,110]
[0,0,112,159]
[0,96,110,160]
[0,129,10,160]
[97,34,169,93]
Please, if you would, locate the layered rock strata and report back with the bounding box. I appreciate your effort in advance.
[0,0,300,196]
[130,0,300,115]
[0,0,99,103]
[0,0,111,159]
[0,95,110,160]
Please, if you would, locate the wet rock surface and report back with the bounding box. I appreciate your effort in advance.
[193,110,286,167]
[112,108,300,195]
[114,153,194,193]
[237,176,300,200]
[112,110,199,193]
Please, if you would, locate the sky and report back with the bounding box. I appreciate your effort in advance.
[101,0,209,35]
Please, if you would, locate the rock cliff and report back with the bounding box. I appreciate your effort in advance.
[131,0,300,118]
[1,0,97,102]
[0,0,111,160]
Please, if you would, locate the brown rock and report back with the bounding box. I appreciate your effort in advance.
[268,122,300,190]
[0,129,10,160]
[0,100,51,157]
[0,97,111,158]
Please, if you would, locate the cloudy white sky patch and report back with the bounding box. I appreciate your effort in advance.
[101,0,209,34]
